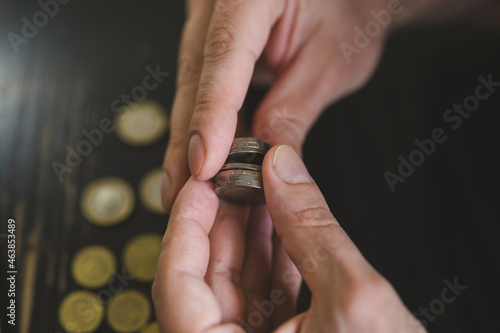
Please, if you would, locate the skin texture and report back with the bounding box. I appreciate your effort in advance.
[156,0,497,332]
[153,145,426,332]
[161,0,388,211]
[161,0,496,212]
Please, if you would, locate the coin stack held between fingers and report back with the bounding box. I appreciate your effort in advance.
[213,137,271,205]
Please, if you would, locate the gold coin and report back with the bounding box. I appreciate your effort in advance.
[139,168,166,215]
[81,177,135,227]
[141,322,159,333]
[122,233,162,282]
[107,290,151,333]
[115,100,169,146]
[71,245,116,289]
[58,291,104,333]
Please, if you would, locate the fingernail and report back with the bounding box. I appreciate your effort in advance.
[161,171,172,211]
[188,134,205,176]
[273,145,313,184]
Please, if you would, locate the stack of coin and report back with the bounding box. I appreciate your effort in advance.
[213,138,270,205]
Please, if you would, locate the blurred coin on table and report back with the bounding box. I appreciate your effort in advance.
[139,168,166,215]
[71,245,116,289]
[141,322,159,333]
[58,291,104,333]
[81,177,135,227]
[122,233,162,282]
[107,290,151,333]
[115,100,168,146]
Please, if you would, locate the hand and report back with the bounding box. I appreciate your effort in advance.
[161,0,388,212]
[153,145,426,333]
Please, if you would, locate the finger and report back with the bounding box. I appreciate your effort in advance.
[153,177,222,332]
[262,145,375,294]
[241,205,274,333]
[188,0,286,181]
[269,232,301,330]
[162,0,213,213]
[272,313,307,333]
[205,201,250,322]
[251,26,362,151]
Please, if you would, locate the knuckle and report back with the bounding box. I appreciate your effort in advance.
[192,78,239,127]
[293,206,336,228]
[204,24,234,62]
[204,0,243,64]
[193,83,215,115]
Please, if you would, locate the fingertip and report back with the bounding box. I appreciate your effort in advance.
[263,145,312,186]
[188,133,206,177]
[170,176,219,227]
[188,129,235,181]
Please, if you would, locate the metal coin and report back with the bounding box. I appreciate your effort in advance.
[115,100,168,146]
[215,180,265,204]
[139,168,166,215]
[141,322,159,333]
[214,169,263,184]
[220,163,262,172]
[81,177,135,227]
[213,137,270,205]
[225,151,265,165]
[58,291,104,333]
[107,290,151,333]
[215,179,263,189]
[229,137,271,155]
[71,245,117,289]
[122,233,162,282]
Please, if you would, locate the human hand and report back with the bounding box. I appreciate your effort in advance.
[153,145,425,333]
[162,0,388,212]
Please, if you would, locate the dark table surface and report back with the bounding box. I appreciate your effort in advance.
[1,1,500,333]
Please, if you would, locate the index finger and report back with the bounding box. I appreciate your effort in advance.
[152,178,221,332]
[187,0,286,180]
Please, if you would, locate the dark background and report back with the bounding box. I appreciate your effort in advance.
[0,1,499,333]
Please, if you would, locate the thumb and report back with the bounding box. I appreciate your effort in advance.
[262,145,374,293]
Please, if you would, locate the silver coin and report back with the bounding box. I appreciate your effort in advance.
[215,180,265,205]
[215,180,263,191]
[214,137,270,205]
[220,163,262,172]
[229,137,271,155]
[214,169,262,180]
